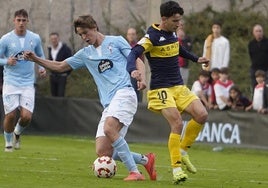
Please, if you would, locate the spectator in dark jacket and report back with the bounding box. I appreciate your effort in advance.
[248,24,268,91]
[48,32,72,97]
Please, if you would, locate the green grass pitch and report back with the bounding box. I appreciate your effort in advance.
[0,135,267,188]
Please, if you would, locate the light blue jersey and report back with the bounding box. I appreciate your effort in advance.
[0,30,45,86]
[66,36,132,107]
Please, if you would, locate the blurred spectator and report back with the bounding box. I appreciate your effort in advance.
[177,19,192,85]
[209,68,220,109]
[245,70,267,113]
[263,72,268,114]
[191,70,212,109]
[126,27,143,102]
[48,32,72,97]
[126,28,140,49]
[214,67,234,110]
[228,85,251,111]
[248,24,268,91]
[202,20,230,71]
[0,66,3,94]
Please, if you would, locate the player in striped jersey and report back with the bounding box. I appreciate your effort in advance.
[127,0,209,184]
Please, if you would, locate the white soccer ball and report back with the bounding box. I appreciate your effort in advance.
[92,156,117,178]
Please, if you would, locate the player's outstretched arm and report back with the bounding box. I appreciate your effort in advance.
[134,58,146,90]
[24,51,72,73]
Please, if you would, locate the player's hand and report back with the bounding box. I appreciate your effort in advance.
[131,70,141,80]
[197,57,209,66]
[131,70,146,90]
[24,51,36,61]
[137,80,146,90]
[39,68,47,79]
[7,57,17,66]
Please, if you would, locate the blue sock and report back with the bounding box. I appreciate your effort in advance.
[112,136,138,172]
[113,151,148,165]
[4,131,13,147]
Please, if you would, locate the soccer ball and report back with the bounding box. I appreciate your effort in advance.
[92,156,117,178]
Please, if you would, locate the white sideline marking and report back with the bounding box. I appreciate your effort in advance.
[157,165,266,175]
[18,156,58,161]
[0,155,59,161]
[4,169,73,174]
[249,180,268,184]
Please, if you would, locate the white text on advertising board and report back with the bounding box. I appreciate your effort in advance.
[183,121,241,144]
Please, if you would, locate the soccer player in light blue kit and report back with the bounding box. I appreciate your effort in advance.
[0,9,46,152]
[25,14,157,181]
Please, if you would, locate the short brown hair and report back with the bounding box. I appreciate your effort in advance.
[219,67,229,74]
[212,20,222,27]
[211,68,220,74]
[49,32,59,37]
[14,9,28,18]
[199,70,210,77]
[73,15,98,33]
[255,70,265,78]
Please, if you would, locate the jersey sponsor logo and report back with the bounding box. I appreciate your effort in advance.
[98,59,113,73]
[150,42,179,58]
[14,51,25,61]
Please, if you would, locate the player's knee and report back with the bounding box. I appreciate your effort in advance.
[103,125,112,138]
[196,110,208,124]
[103,121,118,139]
[20,115,32,126]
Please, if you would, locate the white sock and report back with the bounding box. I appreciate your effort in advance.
[180,149,187,156]
[14,123,25,135]
[140,154,148,165]
[173,167,182,174]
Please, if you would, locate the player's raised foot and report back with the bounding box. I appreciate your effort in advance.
[13,133,20,150]
[124,172,145,181]
[173,170,188,184]
[182,154,197,174]
[144,153,157,180]
[4,146,13,152]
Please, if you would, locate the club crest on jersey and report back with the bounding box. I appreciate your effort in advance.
[98,59,113,73]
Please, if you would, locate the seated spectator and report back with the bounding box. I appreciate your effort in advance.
[191,70,212,109]
[245,70,267,113]
[228,85,251,111]
[209,68,220,109]
[214,67,234,110]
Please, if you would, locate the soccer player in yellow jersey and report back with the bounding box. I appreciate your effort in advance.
[127,1,209,184]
